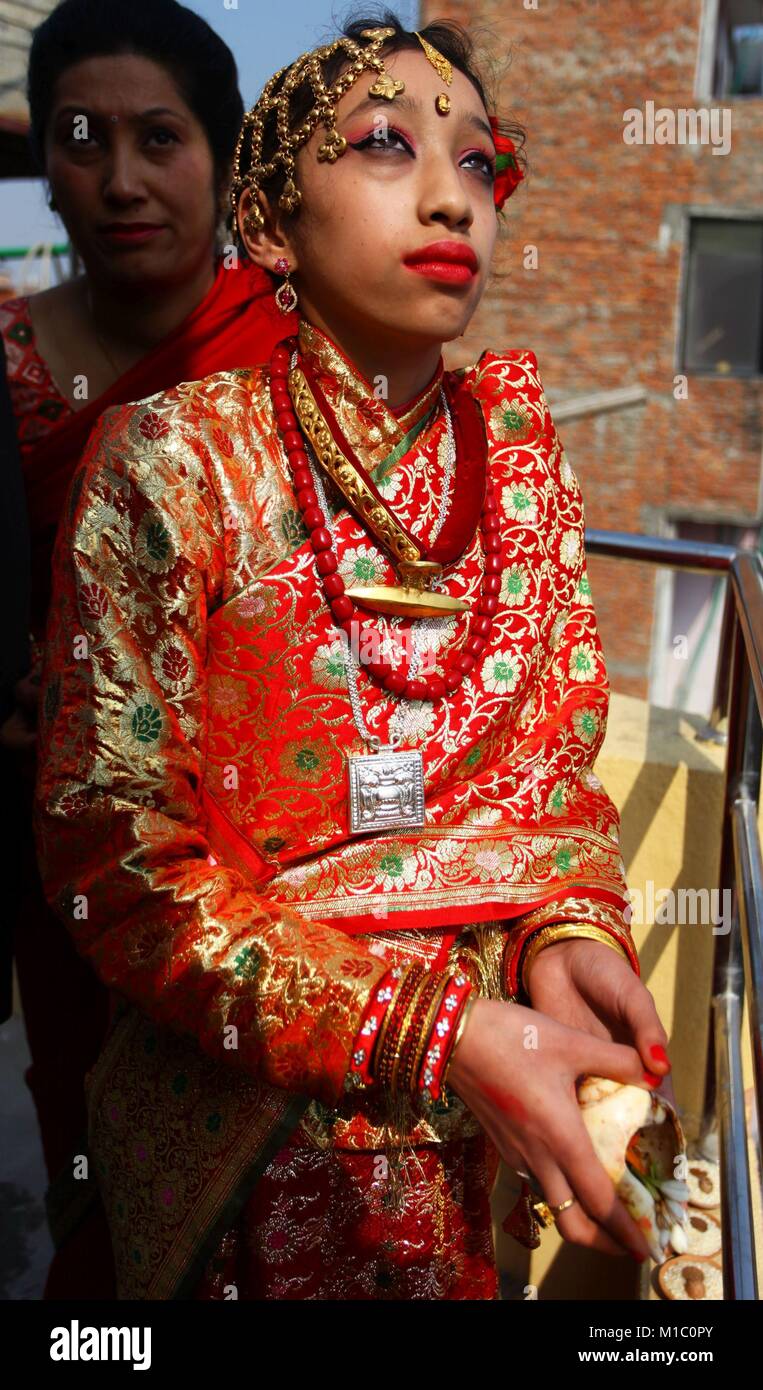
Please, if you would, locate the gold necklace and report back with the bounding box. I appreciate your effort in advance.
[288,359,468,618]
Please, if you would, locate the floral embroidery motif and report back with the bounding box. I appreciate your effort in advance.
[131,703,162,743]
[501,563,529,606]
[559,451,576,490]
[482,650,522,695]
[559,529,580,569]
[138,410,170,442]
[489,398,535,442]
[136,513,176,573]
[278,740,331,782]
[502,482,538,524]
[572,707,599,743]
[151,635,195,697]
[311,642,347,690]
[576,571,593,606]
[232,945,261,979]
[568,641,598,682]
[546,782,568,815]
[80,581,110,623]
[337,545,388,590]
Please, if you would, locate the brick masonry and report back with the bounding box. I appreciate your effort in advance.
[422,0,763,695]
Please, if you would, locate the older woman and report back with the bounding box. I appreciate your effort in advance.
[2,0,295,1297]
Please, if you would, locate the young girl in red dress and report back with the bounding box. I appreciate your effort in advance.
[34,13,672,1300]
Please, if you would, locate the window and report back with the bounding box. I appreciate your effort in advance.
[651,520,760,719]
[681,217,763,377]
[714,0,763,96]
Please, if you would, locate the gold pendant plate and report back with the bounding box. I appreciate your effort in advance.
[345,584,467,617]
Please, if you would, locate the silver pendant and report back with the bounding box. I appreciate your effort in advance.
[348,743,425,834]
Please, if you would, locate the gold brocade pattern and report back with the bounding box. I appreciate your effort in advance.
[32,314,639,1297]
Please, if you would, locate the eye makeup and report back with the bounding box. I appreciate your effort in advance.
[347,124,496,179]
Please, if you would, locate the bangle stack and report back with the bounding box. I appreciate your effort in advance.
[346,963,474,1105]
[347,963,408,1088]
[418,972,473,1103]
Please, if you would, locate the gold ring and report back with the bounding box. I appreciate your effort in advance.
[532,1195,576,1227]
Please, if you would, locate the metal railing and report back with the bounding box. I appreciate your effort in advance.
[586,528,763,1300]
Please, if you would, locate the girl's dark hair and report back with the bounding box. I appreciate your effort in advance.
[236,5,527,257]
[27,0,244,194]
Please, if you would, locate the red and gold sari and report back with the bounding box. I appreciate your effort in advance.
[33,316,638,1299]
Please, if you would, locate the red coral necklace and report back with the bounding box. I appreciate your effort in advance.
[268,336,503,705]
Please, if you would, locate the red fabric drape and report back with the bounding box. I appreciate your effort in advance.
[22,255,296,637]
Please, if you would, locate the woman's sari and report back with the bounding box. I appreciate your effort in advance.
[33,316,639,1298]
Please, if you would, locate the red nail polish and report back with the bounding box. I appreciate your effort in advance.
[631,1249,648,1263]
[649,1043,671,1069]
[642,1069,661,1087]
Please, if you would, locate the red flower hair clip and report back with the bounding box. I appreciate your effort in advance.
[489,115,525,211]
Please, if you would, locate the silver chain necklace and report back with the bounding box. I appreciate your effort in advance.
[289,348,457,834]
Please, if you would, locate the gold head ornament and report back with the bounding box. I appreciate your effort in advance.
[414,32,452,85]
[231,26,405,235]
[231,26,460,235]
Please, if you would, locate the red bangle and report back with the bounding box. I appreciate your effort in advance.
[417,971,473,1104]
[346,964,406,1090]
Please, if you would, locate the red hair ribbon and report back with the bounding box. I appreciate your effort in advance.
[489,115,525,210]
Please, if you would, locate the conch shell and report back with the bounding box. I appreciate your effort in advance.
[577,1076,688,1262]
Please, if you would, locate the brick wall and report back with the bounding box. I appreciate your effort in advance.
[422,0,763,696]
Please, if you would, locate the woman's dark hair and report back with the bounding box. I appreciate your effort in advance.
[27,0,244,196]
[236,5,527,259]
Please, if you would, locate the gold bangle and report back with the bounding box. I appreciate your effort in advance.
[389,972,433,1094]
[521,923,629,997]
[409,974,452,1094]
[373,964,418,1082]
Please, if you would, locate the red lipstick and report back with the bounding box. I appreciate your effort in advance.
[402,239,478,284]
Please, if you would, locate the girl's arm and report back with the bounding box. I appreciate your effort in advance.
[32,397,456,1106]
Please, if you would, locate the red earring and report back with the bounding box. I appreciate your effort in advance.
[274,256,298,314]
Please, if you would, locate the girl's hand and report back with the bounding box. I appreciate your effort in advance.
[446,997,656,1261]
[526,938,675,1108]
